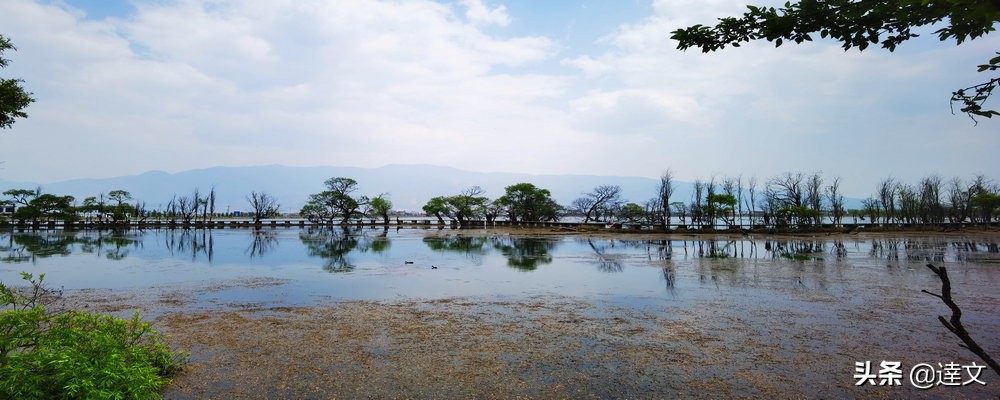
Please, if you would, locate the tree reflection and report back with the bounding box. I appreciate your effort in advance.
[360,227,391,254]
[491,236,556,271]
[81,230,141,260]
[423,235,488,265]
[693,239,739,258]
[767,240,825,261]
[246,228,279,258]
[164,229,214,262]
[299,226,358,273]
[583,238,624,273]
[662,264,676,294]
[1,230,142,262]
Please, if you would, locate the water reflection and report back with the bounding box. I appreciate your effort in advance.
[767,240,826,261]
[1,230,142,262]
[491,236,557,271]
[582,238,624,273]
[299,226,359,273]
[1,229,998,278]
[163,229,214,262]
[424,236,489,265]
[362,228,392,253]
[246,229,278,258]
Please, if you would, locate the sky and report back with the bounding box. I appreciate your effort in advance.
[0,0,997,198]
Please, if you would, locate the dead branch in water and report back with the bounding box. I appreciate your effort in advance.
[921,263,1000,377]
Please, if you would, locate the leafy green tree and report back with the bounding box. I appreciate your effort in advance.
[3,188,38,207]
[446,187,489,227]
[11,194,75,223]
[670,1,1000,121]
[777,205,818,226]
[618,202,648,224]
[421,187,489,226]
[0,35,34,130]
[104,190,137,223]
[483,199,505,224]
[706,194,738,225]
[971,191,1000,222]
[496,183,562,223]
[301,177,366,224]
[368,194,392,224]
[422,196,450,223]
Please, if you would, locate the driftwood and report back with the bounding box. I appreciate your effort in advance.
[922,263,1000,377]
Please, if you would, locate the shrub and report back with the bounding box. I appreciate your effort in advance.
[0,273,187,399]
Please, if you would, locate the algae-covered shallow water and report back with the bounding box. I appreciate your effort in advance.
[2,227,998,398]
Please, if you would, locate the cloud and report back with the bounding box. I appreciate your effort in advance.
[570,88,708,134]
[0,0,568,181]
[0,0,995,200]
[460,0,510,27]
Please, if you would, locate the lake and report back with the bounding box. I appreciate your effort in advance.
[2,227,999,397]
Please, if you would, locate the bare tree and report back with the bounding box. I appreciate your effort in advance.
[691,179,704,225]
[570,197,595,219]
[658,170,675,230]
[878,177,898,224]
[735,175,744,226]
[826,176,845,225]
[670,202,688,225]
[806,172,823,225]
[861,197,881,223]
[918,175,944,223]
[769,172,805,209]
[208,186,217,222]
[897,183,919,223]
[578,185,623,223]
[174,192,199,224]
[134,201,150,223]
[746,176,758,226]
[246,191,280,224]
[722,176,738,227]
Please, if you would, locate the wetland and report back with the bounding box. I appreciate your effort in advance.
[1,227,998,398]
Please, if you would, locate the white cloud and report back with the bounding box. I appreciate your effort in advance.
[461,0,510,27]
[0,0,996,199]
[0,0,569,181]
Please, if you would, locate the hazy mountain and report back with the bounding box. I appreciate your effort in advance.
[0,164,686,213]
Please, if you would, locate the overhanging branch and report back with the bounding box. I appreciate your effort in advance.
[922,263,1000,377]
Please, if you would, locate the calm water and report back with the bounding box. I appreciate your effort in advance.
[1,227,998,309]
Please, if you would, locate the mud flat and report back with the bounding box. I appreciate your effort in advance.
[71,281,998,398]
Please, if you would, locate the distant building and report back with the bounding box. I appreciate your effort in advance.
[0,204,13,214]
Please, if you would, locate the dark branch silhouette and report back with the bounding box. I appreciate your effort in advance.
[921,263,999,377]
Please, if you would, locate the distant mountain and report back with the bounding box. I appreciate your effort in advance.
[0,164,687,213]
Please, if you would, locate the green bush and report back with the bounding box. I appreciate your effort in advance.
[0,273,187,399]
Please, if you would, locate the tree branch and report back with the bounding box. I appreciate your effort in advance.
[924,263,1000,377]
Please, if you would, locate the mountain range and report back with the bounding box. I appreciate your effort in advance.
[0,164,689,213]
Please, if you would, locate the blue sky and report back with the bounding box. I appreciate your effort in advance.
[0,0,997,198]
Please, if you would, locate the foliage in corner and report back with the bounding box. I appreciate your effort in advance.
[670,0,1000,123]
[0,34,34,130]
[0,273,187,399]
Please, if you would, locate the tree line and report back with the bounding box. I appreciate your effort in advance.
[2,171,999,228]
